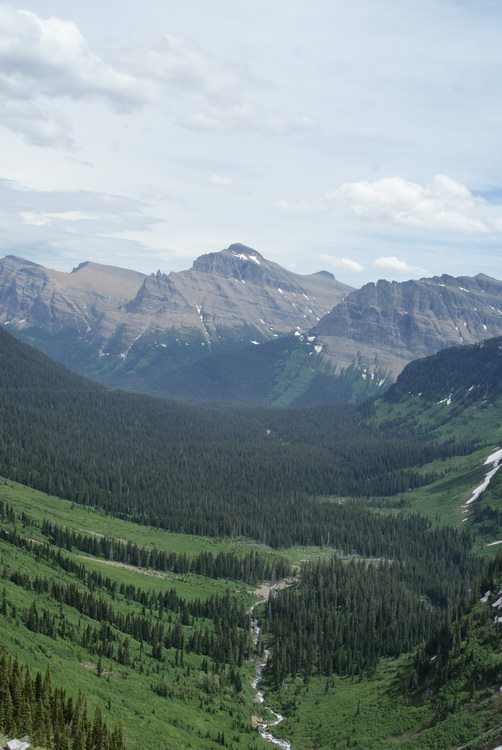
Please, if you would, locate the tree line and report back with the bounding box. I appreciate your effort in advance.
[41,518,290,583]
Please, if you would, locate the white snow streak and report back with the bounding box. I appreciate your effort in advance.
[232,251,261,265]
[463,447,502,509]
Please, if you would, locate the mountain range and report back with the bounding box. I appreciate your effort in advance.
[0,244,348,394]
[1,244,502,404]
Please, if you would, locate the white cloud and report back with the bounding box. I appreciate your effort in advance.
[0,177,161,235]
[320,254,365,272]
[123,33,317,136]
[0,5,146,109]
[131,34,251,99]
[0,98,74,148]
[209,174,234,188]
[329,175,492,234]
[0,6,317,147]
[372,256,428,276]
[0,3,148,147]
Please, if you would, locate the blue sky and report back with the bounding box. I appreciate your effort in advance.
[0,0,501,284]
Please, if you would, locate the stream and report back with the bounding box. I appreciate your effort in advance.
[250,596,292,750]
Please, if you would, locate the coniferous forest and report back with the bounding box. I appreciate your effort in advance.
[264,533,480,684]
[0,328,501,749]
[0,329,475,546]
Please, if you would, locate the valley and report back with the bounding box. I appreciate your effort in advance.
[0,312,501,750]
[1,460,500,750]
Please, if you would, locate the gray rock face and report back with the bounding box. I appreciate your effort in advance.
[312,272,502,382]
[0,245,350,388]
[0,255,146,342]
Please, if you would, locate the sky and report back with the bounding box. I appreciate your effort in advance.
[0,0,501,286]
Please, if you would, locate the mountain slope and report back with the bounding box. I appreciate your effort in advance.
[143,332,385,406]
[0,245,350,395]
[369,337,502,547]
[385,335,502,404]
[0,478,283,750]
[312,271,502,381]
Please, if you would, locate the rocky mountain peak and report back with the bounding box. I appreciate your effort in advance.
[314,270,336,280]
[191,243,268,282]
[190,244,349,298]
